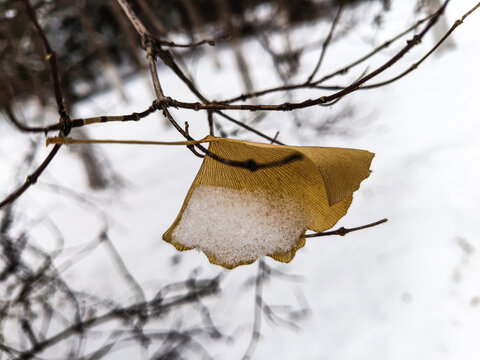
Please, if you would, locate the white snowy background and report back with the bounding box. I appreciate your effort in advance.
[1,1,480,359]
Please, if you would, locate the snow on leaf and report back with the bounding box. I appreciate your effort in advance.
[163,136,374,269]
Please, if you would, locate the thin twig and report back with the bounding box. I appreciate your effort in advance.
[306,3,344,83]
[21,0,67,119]
[305,218,388,238]
[115,0,151,37]
[0,145,62,209]
[3,105,49,133]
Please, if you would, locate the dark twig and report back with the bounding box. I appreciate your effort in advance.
[0,145,62,209]
[6,101,161,135]
[213,111,285,145]
[115,0,150,37]
[305,218,388,238]
[71,101,159,126]
[306,3,344,83]
[185,121,206,158]
[3,105,49,133]
[21,0,67,119]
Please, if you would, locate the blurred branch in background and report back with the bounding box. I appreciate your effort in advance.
[0,207,223,359]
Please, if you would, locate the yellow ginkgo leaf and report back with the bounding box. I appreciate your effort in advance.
[163,136,374,269]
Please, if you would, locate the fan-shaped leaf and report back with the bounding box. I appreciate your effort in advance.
[163,136,374,269]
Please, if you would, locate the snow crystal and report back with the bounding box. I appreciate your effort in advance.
[171,185,308,266]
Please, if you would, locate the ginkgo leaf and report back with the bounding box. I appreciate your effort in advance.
[163,136,374,269]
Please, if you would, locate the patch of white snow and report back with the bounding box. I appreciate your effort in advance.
[172,185,307,266]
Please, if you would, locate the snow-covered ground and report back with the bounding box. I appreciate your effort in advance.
[1,1,480,359]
